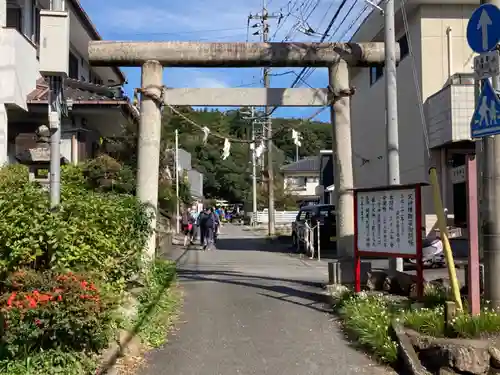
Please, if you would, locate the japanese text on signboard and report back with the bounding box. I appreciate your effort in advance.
[356,188,417,255]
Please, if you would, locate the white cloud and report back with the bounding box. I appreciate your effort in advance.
[165,69,229,88]
[192,76,228,88]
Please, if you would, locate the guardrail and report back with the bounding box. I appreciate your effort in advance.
[251,211,298,225]
[296,221,321,261]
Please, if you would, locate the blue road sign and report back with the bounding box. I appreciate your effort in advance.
[466,4,500,53]
[471,79,500,138]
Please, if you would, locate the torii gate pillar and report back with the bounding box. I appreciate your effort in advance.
[137,60,163,258]
[329,60,354,259]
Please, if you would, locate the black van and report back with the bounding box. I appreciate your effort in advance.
[291,204,336,256]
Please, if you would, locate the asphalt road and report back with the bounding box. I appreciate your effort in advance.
[142,224,394,375]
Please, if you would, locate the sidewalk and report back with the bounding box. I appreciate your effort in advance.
[141,224,395,375]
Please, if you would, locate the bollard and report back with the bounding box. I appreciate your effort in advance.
[317,224,321,261]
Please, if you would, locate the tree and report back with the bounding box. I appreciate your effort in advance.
[107,106,331,208]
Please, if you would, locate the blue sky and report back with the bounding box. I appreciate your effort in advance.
[81,0,371,122]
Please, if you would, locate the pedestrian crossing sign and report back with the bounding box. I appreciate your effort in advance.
[471,79,500,138]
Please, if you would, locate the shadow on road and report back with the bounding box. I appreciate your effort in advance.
[178,269,331,314]
[214,237,293,253]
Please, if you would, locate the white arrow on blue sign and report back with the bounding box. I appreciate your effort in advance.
[471,79,500,138]
[466,4,500,54]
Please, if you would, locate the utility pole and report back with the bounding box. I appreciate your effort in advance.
[251,107,258,220]
[249,0,281,236]
[48,0,66,209]
[384,0,403,272]
[480,0,500,308]
[175,128,180,234]
[241,107,258,222]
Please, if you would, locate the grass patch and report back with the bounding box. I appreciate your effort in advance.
[0,349,99,375]
[134,260,182,348]
[331,284,500,366]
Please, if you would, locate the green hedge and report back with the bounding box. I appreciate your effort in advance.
[0,164,152,286]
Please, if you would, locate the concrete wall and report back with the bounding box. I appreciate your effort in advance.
[420,4,476,98]
[178,148,192,171]
[349,3,477,233]
[187,169,203,198]
[0,28,38,110]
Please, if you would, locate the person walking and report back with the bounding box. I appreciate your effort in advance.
[190,208,200,244]
[181,208,194,248]
[198,207,215,250]
[212,206,220,244]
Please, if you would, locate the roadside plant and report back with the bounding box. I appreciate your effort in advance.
[337,293,398,363]
[0,164,152,285]
[0,269,117,360]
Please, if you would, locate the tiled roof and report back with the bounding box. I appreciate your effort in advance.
[280,156,320,173]
[27,78,129,104]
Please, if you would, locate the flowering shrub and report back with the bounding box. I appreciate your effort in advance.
[0,269,117,360]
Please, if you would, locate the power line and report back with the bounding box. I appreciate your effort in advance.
[262,0,351,118]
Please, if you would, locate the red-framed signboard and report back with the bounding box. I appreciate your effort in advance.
[353,183,424,297]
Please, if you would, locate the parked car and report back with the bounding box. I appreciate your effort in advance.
[291,204,336,256]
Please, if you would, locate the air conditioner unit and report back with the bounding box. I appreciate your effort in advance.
[39,10,70,77]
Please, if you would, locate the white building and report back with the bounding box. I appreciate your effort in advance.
[281,156,321,205]
[349,0,478,234]
[0,0,137,165]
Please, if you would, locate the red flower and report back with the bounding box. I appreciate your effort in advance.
[25,296,37,308]
[34,319,42,327]
[7,292,17,307]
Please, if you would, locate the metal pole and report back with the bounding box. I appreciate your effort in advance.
[137,60,163,258]
[296,143,299,162]
[317,223,321,262]
[480,0,500,308]
[175,128,180,234]
[329,61,355,258]
[48,0,65,209]
[262,0,275,236]
[385,0,403,272]
[251,108,258,220]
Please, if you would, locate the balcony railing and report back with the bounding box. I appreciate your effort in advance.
[424,74,475,148]
[0,28,38,109]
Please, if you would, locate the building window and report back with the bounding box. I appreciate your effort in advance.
[399,34,409,60]
[370,65,384,85]
[369,33,409,86]
[69,52,79,79]
[34,6,40,44]
[6,3,22,33]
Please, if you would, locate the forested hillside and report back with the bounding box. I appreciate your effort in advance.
[160,107,332,205]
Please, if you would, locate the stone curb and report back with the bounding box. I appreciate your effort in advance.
[95,328,141,375]
[388,321,431,375]
[325,284,430,375]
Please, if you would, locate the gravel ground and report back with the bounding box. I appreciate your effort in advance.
[140,224,396,375]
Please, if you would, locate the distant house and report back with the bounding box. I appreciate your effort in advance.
[280,156,321,205]
[173,148,204,203]
[1,0,136,166]
[318,150,334,205]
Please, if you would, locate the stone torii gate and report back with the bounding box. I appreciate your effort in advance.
[88,41,398,259]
